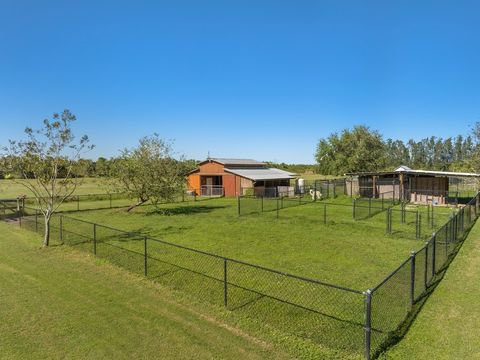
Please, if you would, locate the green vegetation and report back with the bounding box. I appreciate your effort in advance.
[382,220,480,359]
[56,196,454,290]
[0,221,300,360]
[315,124,480,175]
[14,194,469,358]
[0,177,112,198]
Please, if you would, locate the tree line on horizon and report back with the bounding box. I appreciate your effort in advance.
[315,125,480,175]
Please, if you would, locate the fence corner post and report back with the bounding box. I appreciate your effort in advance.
[364,289,372,360]
[410,250,416,306]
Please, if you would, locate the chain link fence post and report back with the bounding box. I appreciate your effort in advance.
[424,242,429,290]
[364,289,372,360]
[353,198,356,220]
[93,223,97,255]
[410,250,416,306]
[35,209,38,233]
[386,209,389,234]
[237,196,240,217]
[432,233,436,277]
[144,236,148,277]
[276,197,279,219]
[60,215,63,243]
[324,204,327,225]
[224,258,228,307]
[445,222,449,259]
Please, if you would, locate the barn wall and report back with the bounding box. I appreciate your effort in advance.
[187,174,200,192]
[223,174,236,196]
[235,175,241,196]
[198,161,226,174]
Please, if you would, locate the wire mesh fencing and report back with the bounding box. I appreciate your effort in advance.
[17,210,367,358]
[237,193,314,216]
[10,192,480,359]
[366,193,480,359]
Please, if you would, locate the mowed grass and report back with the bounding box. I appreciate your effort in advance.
[0,221,303,360]
[381,220,480,359]
[16,196,461,358]
[67,195,455,290]
[0,177,112,198]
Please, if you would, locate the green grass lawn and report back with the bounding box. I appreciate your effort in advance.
[0,221,317,360]
[0,177,112,198]
[63,196,455,289]
[380,219,480,359]
[14,195,464,359]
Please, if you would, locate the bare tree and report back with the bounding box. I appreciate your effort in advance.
[2,110,93,247]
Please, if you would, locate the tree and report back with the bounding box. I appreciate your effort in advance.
[385,139,410,168]
[2,110,93,247]
[111,134,186,211]
[315,125,386,175]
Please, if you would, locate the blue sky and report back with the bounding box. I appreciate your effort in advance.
[1,0,479,163]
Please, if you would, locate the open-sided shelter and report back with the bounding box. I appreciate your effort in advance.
[346,166,480,205]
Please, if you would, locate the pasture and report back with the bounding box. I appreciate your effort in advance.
[65,196,455,288]
[0,177,113,198]
[0,221,302,360]
[16,194,469,359]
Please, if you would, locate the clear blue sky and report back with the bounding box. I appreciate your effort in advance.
[1,0,479,163]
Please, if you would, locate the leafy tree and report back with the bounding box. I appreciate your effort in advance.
[385,139,410,168]
[111,134,186,211]
[315,125,386,175]
[2,110,93,247]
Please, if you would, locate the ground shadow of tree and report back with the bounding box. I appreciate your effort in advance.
[145,205,228,216]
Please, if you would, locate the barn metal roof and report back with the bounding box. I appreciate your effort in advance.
[346,166,480,178]
[224,167,297,181]
[209,158,265,166]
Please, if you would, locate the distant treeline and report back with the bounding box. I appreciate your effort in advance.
[264,162,317,174]
[0,157,199,179]
[315,124,480,175]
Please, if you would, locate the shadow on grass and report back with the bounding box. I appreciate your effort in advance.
[145,205,228,216]
[373,224,475,359]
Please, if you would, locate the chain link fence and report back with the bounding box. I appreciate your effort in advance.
[17,206,366,357]
[8,192,480,359]
[366,193,480,359]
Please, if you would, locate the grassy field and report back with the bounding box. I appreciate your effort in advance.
[0,221,318,360]
[62,196,455,289]
[381,220,480,359]
[0,177,112,198]
[13,194,472,358]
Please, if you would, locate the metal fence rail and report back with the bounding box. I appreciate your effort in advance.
[6,191,480,359]
[366,193,480,359]
[18,206,366,356]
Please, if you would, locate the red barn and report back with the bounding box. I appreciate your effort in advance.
[187,158,297,197]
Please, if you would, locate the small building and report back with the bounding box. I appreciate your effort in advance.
[187,158,297,197]
[346,166,480,205]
